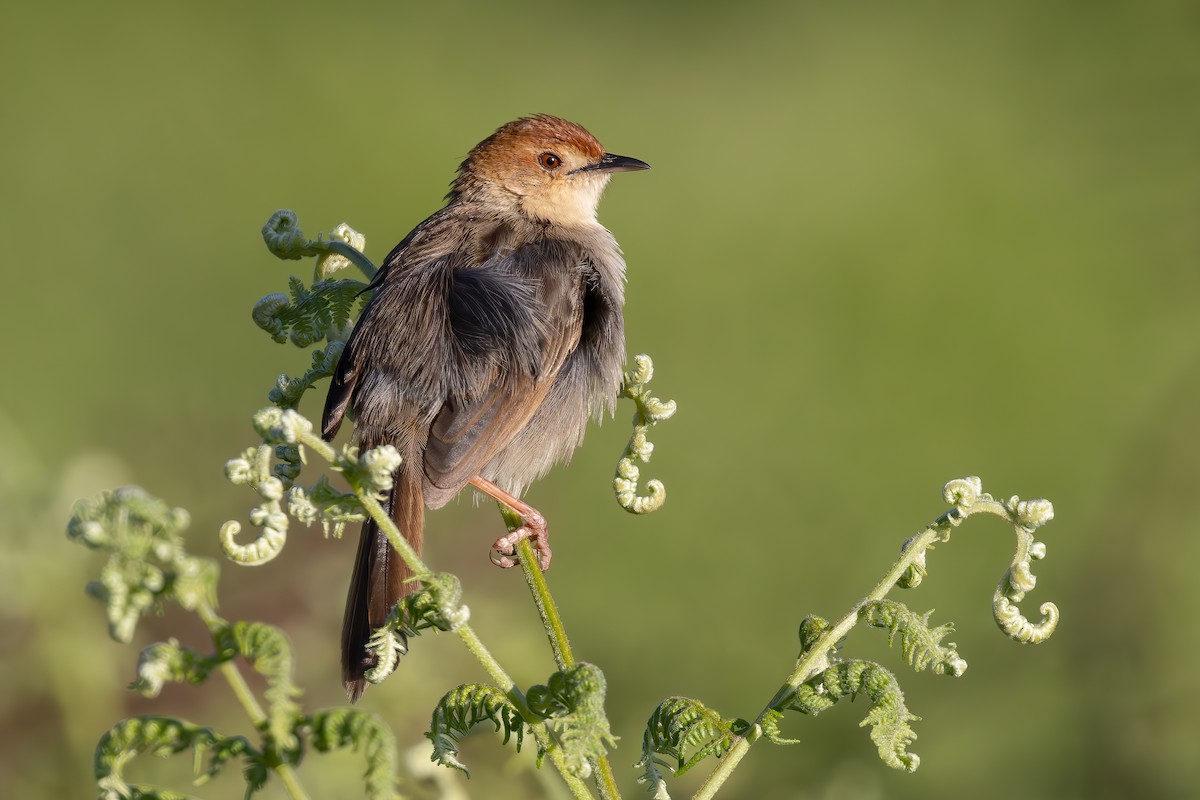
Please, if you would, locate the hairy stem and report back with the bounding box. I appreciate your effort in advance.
[195,603,312,800]
[691,523,944,800]
[357,491,595,799]
[503,514,621,800]
[693,495,1027,799]
[503,508,575,670]
[293,422,624,799]
[323,239,377,281]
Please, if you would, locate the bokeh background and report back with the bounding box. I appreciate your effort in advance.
[3,1,1198,798]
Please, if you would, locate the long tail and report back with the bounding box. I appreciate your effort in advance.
[342,460,425,702]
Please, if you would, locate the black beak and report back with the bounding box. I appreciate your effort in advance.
[571,153,651,174]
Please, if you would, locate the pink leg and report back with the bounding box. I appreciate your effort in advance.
[470,476,551,571]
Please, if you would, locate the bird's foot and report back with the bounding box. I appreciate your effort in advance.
[490,509,551,571]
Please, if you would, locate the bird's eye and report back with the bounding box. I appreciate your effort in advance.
[538,152,562,170]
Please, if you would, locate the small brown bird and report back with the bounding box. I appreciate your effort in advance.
[322,115,649,700]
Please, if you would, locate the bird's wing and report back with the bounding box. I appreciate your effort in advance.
[321,256,393,440]
[322,340,359,442]
[320,211,455,442]
[421,238,587,493]
[322,227,588,495]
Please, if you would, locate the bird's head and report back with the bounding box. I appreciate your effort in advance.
[451,115,650,227]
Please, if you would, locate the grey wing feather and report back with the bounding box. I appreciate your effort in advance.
[323,228,592,503]
[422,240,587,495]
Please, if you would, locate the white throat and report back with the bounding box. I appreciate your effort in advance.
[519,175,610,228]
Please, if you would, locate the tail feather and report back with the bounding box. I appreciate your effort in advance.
[342,461,425,702]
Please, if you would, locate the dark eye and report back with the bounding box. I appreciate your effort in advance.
[538,152,562,170]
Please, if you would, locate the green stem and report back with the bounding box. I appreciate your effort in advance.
[590,744,623,800]
[502,512,622,800]
[693,498,1019,799]
[540,732,597,800]
[358,492,596,799]
[296,429,339,464]
[305,430,620,799]
[504,510,574,670]
[358,492,428,578]
[454,620,517,695]
[273,761,313,800]
[197,603,312,800]
[691,523,947,800]
[323,240,377,281]
[455,625,592,800]
[357,493,516,692]
[197,603,269,725]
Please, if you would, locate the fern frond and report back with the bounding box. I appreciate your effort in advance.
[637,696,736,789]
[268,340,346,411]
[397,572,467,636]
[254,277,367,348]
[68,487,214,643]
[226,622,302,751]
[526,663,616,779]
[252,264,368,409]
[306,708,399,800]
[859,599,967,676]
[130,639,220,698]
[614,354,677,514]
[782,660,921,772]
[286,475,364,539]
[94,716,255,800]
[758,708,800,746]
[425,684,531,776]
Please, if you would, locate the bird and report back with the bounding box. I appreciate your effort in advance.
[322,114,650,700]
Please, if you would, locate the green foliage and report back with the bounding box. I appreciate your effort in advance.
[756,709,799,747]
[285,474,364,539]
[782,661,921,773]
[636,657,921,789]
[424,666,617,781]
[92,700,401,800]
[131,639,222,697]
[67,211,1062,800]
[526,663,618,779]
[253,276,365,349]
[637,697,739,789]
[255,210,372,340]
[426,684,533,776]
[94,716,257,800]
[614,354,677,515]
[305,709,399,800]
[859,599,967,677]
[252,276,363,410]
[938,477,1060,645]
[254,210,376,409]
[220,445,291,566]
[69,486,400,800]
[395,572,467,635]
[219,410,402,567]
[267,340,348,411]
[68,487,214,642]
[226,622,302,752]
[365,573,468,685]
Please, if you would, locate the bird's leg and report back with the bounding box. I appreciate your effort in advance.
[469,476,551,571]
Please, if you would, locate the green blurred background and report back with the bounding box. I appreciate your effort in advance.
[3,1,1198,797]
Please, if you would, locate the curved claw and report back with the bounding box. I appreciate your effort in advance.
[469,475,552,572]
[489,514,551,571]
